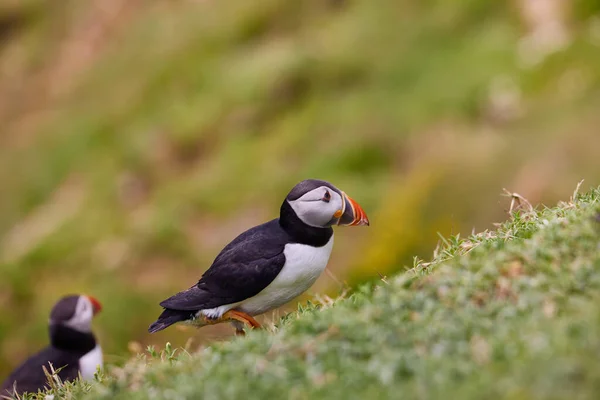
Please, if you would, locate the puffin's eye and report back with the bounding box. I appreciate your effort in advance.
[322,190,331,203]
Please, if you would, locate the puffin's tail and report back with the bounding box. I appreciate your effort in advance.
[148,309,193,333]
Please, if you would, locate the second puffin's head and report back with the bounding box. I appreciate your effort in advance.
[49,294,102,333]
[284,179,369,228]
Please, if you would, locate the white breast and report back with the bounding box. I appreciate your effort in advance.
[238,235,334,316]
[78,345,102,380]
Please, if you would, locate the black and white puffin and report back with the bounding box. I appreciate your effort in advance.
[1,295,103,396]
[149,179,369,335]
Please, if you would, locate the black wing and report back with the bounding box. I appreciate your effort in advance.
[1,347,80,396]
[159,219,288,311]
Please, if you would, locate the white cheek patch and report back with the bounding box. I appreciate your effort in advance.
[63,297,94,333]
[288,190,343,228]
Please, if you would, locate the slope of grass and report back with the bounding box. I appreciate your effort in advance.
[12,186,599,399]
[2,0,600,380]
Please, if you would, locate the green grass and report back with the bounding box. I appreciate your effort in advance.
[11,186,600,399]
[2,0,600,382]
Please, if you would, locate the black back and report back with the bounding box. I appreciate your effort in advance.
[1,347,81,396]
[158,217,332,311]
[1,326,96,396]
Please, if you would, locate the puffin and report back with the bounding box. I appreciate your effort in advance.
[1,295,103,396]
[149,179,369,335]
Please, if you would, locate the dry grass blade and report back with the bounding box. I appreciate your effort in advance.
[42,363,66,396]
[502,188,534,215]
[0,381,21,400]
[324,268,343,288]
[377,270,389,284]
[571,179,585,203]
[559,180,586,209]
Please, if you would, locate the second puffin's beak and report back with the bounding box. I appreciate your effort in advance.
[337,192,369,226]
[87,296,102,316]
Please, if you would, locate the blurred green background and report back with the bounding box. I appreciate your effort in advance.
[1,0,600,377]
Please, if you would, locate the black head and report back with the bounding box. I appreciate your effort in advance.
[282,179,370,228]
[49,294,102,333]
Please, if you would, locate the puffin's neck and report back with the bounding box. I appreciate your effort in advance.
[50,324,96,354]
[279,201,333,247]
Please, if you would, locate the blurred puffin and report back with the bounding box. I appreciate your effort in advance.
[1,295,102,396]
[149,179,369,335]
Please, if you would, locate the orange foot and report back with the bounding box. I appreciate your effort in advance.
[224,310,261,335]
[201,310,261,336]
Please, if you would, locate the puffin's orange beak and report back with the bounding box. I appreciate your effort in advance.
[87,296,102,315]
[338,192,370,226]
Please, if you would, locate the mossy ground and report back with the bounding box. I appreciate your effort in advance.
[9,186,599,399]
